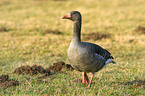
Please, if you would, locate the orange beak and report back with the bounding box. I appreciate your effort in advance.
[62,13,71,19]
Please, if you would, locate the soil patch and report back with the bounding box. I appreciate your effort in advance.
[0,75,20,89]
[38,61,74,79]
[13,61,73,76]
[0,27,8,32]
[37,68,53,79]
[48,61,74,72]
[14,65,51,76]
[83,32,111,40]
[125,80,145,89]
[134,26,145,34]
[43,29,62,35]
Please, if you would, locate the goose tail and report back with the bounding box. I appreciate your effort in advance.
[105,59,116,64]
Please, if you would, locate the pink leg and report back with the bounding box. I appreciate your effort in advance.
[87,73,94,88]
[82,72,89,85]
[82,72,85,83]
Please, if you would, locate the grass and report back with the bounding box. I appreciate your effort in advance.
[0,0,145,95]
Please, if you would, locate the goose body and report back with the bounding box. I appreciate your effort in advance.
[68,41,107,73]
[62,11,116,87]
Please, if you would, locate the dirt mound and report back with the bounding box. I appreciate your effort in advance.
[83,32,111,40]
[43,29,62,35]
[13,61,73,75]
[37,68,52,79]
[0,75,20,88]
[0,26,8,32]
[14,65,51,75]
[48,61,74,72]
[13,61,73,78]
[125,80,145,89]
[134,26,145,34]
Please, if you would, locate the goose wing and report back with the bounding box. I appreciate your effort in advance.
[83,42,114,60]
[94,45,114,60]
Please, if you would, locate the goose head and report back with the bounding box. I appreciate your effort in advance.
[62,11,82,21]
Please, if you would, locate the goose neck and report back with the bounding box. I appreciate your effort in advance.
[72,20,82,42]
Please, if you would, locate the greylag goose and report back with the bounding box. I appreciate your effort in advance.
[62,11,116,88]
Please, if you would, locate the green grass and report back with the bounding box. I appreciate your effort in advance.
[0,0,145,95]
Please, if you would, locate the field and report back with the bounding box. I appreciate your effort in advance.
[0,0,145,95]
